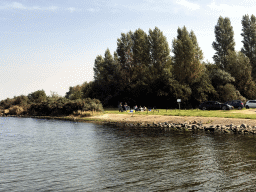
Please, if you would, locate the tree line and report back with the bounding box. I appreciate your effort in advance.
[3,15,256,110]
[65,15,256,109]
[0,90,103,116]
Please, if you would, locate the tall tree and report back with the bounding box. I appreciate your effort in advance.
[212,16,235,70]
[116,31,134,84]
[226,51,256,99]
[132,28,151,82]
[93,48,116,83]
[148,27,171,79]
[93,55,104,81]
[241,14,256,78]
[172,26,204,85]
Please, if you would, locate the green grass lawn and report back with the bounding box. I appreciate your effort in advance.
[103,108,256,119]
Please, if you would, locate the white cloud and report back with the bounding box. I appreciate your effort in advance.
[67,7,76,13]
[11,2,26,9]
[87,8,99,12]
[207,1,256,18]
[0,2,77,12]
[175,0,200,11]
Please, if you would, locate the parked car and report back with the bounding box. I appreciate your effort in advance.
[199,101,233,110]
[224,100,244,109]
[245,100,256,109]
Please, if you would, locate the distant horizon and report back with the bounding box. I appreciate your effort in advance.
[1,0,255,101]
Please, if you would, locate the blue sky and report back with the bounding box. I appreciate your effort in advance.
[1,0,256,101]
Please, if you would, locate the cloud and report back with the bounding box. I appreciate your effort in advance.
[67,7,76,13]
[175,0,200,11]
[0,2,78,12]
[207,1,256,18]
[11,2,26,9]
[122,0,201,13]
[87,8,99,12]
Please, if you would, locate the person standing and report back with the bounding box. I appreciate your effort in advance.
[118,102,123,112]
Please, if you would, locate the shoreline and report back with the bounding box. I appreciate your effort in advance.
[2,113,256,134]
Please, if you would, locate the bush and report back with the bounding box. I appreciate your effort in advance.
[9,105,24,115]
[3,109,9,115]
[0,98,14,109]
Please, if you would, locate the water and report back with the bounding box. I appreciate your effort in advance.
[1,117,256,191]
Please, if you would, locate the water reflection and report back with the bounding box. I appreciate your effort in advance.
[1,117,256,191]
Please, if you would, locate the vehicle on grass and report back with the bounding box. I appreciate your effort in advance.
[199,101,233,110]
[245,100,256,109]
[224,100,244,110]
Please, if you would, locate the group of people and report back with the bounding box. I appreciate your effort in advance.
[118,102,130,112]
[133,105,147,111]
[118,102,147,112]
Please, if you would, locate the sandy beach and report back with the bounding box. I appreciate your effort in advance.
[88,109,256,126]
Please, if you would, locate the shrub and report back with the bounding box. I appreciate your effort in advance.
[9,105,24,115]
[4,109,9,115]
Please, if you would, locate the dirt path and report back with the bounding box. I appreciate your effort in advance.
[88,110,256,126]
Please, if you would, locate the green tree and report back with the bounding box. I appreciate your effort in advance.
[92,49,121,106]
[148,27,171,79]
[132,28,151,82]
[172,26,204,85]
[116,31,134,84]
[28,90,47,103]
[208,68,235,88]
[217,83,244,102]
[241,14,256,78]
[226,51,256,99]
[67,85,82,100]
[212,16,235,69]
[93,55,104,81]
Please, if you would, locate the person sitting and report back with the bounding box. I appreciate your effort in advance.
[139,106,143,111]
[134,105,139,111]
[124,102,128,111]
[143,106,147,111]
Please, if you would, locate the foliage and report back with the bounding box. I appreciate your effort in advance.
[212,16,235,69]
[9,105,24,115]
[0,89,103,116]
[225,51,256,99]
[172,27,204,85]
[217,84,242,102]
[28,90,47,103]
[208,68,235,88]
[5,19,256,111]
[241,14,256,79]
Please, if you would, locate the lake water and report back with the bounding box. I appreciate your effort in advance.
[1,117,256,191]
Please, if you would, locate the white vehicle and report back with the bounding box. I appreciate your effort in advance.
[245,100,256,109]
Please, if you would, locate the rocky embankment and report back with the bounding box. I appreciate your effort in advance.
[103,120,256,134]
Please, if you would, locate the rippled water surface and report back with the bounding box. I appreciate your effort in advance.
[1,117,256,191]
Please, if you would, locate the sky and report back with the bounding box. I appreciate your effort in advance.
[1,0,256,101]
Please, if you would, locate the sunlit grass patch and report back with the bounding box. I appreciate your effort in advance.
[103,108,256,119]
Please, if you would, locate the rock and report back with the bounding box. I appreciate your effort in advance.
[241,124,247,128]
[224,129,230,133]
[191,120,197,124]
[205,126,215,132]
[176,125,182,129]
[192,125,197,129]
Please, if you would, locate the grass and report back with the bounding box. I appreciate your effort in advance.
[103,108,256,119]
